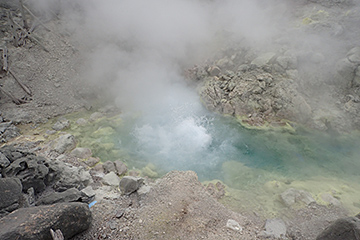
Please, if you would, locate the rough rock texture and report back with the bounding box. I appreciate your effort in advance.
[263,219,287,239]
[0,202,92,240]
[53,134,76,154]
[70,147,92,159]
[119,176,144,195]
[36,188,83,205]
[0,178,23,217]
[281,188,315,207]
[316,216,360,240]
[52,117,71,131]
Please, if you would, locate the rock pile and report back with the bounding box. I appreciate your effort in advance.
[0,145,93,239]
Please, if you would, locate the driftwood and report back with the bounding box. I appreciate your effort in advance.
[50,229,64,240]
[9,70,32,96]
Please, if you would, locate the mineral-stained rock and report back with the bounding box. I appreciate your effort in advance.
[53,134,76,154]
[119,176,144,195]
[281,188,315,207]
[0,178,22,217]
[71,147,92,159]
[263,219,287,239]
[316,217,360,240]
[36,188,83,205]
[0,202,92,240]
[52,117,70,131]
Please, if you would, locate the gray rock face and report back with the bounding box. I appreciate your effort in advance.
[119,176,144,195]
[53,134,76,154]
[36,188,83,205]
[316,217,360,240]
[263,219,287,239]
[281,188,315,207]
[0,202,92,240]
[0,178,22,217]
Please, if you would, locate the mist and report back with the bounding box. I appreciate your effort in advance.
[27,0,360,172]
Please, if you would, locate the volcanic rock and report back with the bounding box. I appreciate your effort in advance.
[0,202,92,240]
[36,187,83,205]
[0,178,23,217]
[316,216,360,240]
[119,176,144,195]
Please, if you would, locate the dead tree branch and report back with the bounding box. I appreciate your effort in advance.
[19,0,29,29]
[0,87,25,105]
[50,229,64,240]
[0,46,9,72]
[8,70,32,96]
[7,11,18,47]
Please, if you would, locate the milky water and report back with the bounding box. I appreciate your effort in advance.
[63,94,360,216]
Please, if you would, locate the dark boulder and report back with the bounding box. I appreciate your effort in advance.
[0,202,92,240]
[316,216,360,240]
[36,188,83,206]
[0,178,23,217]
[3,154,49,193]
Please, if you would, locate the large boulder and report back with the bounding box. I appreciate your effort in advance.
[0,202,92,240]
[316,216,360,240]
[0,178,23,217]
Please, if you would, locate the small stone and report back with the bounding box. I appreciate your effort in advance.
[264,219,287,239]
[76,118,87,125]
[119,176,144,195]
[89,112,103,122]
[102,161,116,174]
[208,66,221,76]
[226,219,242,232]
[102,172,120,186]
[114,160,127,176]
[115,209,124,218]
[71,148,92,159]
[85,157,100,167]
[108,220,117,230]
[52,117,70,131]
[81,186,96,202]
[281,188,315,207]
[320,193,341,207]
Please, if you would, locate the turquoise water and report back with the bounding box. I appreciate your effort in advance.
[69,100,360,215]
[111,106,360,185]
